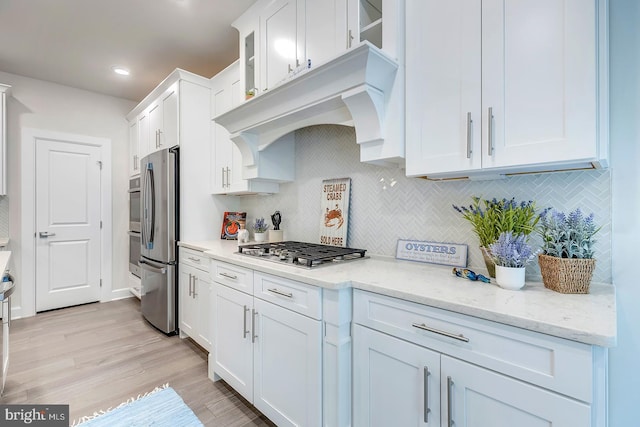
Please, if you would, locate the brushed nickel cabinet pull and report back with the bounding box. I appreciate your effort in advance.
[447,376,454,427]
[187,256,201,263]
[188,274,193,297]
[251,309,258,343]
[267,288,293,298]
[192,276,197,298]
[487,107,494,156]
[219,272,238,280]
[466,112,472,159]
[411,322,470,343]
[424,366,431,423]
[221,167,225,188]
[348,29,354,48]
[243,305,250,339]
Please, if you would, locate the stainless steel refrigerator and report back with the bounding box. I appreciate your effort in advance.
[140,146,179,334]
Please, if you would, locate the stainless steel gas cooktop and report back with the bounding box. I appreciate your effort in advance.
[237,241,367,268]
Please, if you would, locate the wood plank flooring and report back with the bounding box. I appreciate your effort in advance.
[0,297,275,426]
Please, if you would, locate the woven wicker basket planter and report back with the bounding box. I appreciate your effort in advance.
[538,254,596,294]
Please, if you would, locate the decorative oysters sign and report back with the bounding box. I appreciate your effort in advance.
[320,178,350,247]
[396,239,468,268]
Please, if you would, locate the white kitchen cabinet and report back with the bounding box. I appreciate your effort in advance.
[147,83,178,154]
[353,324,441,426]
[353,289,607,427]
[178,248,213,351]
[442,355,590,427]
[347,0,403,60]
[238,0,349,94]
[212,263,322,427]
[127,69,213,240]
[128,119,140,176]
[210,62,279,195]
[0,84,9,195]
[405,0,608,179]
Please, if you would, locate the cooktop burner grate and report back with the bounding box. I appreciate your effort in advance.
[238,241,367,267]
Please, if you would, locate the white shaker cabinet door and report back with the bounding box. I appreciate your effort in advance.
[260,0,301,92]
[213,284,254,403]
[481,0,597,169]
[179,264,198,339]
[353,325,441,427]
[253,297,322,427]
[195,271,213,352]
[442,355,591,427]
[405,0,482,176]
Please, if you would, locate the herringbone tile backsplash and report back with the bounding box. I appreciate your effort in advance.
[238,125,612,283]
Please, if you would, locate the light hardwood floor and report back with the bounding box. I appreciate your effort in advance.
[0,297,275,426]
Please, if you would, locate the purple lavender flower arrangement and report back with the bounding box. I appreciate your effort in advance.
[253,217,270,233]
[488,232,539,268]
[538,209,599,259]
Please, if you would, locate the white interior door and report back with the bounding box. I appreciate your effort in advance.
[35,138,102,312]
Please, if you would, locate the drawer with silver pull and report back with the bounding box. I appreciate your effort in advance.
[254,272,322,320]
[211,260,253,294]
[179,248,209,272]
[353,289,594,402]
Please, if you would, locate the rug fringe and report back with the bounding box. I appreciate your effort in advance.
[71,383,169,426]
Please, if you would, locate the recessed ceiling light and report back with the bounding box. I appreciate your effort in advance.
[112,66,130,76]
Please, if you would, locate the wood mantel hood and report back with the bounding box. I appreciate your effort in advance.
[213,42,401,170]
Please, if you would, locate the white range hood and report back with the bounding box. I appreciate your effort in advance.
[214,42,402,178]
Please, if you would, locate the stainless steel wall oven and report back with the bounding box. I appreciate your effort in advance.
[129,176,141,278]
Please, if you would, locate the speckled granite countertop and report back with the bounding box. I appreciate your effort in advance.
[179,240,616,347]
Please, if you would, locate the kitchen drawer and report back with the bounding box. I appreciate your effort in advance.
[254,272,322,320]
[353,289,594,403]
[179,248,209,272]
[211,260,254,294]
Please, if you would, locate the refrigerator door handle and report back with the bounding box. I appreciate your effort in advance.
[142,164,156,249]
[139,259,167,275]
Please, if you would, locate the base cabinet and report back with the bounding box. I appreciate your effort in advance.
[178,248,213,351]
[212,263,322,427]
[353,325,441,426]
[353,289,606,427]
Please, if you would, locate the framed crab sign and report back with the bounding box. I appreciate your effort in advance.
[320,178,351,247]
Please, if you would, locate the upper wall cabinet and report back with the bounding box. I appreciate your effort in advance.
[405,0,609,180]
[210,62,281,195]
[0,84,10,195]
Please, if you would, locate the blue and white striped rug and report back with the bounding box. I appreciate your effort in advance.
[74,384,203,427]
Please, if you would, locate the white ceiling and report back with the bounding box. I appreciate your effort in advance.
[0,0,257,101]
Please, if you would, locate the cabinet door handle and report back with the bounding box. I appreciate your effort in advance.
[226,167,231,188]
[157,129,163,148]
[219,272,238,280]
[188,274,193,297]
[251,309,258,343]
[187,256,201,263]
[288,63,293,74]
[487,107,494,156]
[192,276,197,298]
[221,167,226,188]
[267,288,293,298]
[424,366,431,423]
[348,29,354,48]
[411,322,469,343]
[243,305,250,339]
[466,112,472,159]
[447,376,454,427]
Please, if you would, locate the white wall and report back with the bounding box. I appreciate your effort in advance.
[0,70,136,315]
[609,0,640,424]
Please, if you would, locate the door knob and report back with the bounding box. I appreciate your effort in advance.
[39,231,56,238]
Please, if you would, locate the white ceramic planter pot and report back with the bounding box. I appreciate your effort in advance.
[495,266,526,290]
[254,232,267,242]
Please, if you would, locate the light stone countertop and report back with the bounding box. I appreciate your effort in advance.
[178,240,617,347]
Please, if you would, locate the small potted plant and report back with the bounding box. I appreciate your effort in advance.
[538,208,600,293]
[253,217,269,242]
[488,232,538,290]
[453,197,542,278]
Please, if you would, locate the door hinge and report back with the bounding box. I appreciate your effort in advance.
[97,160,103,170]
